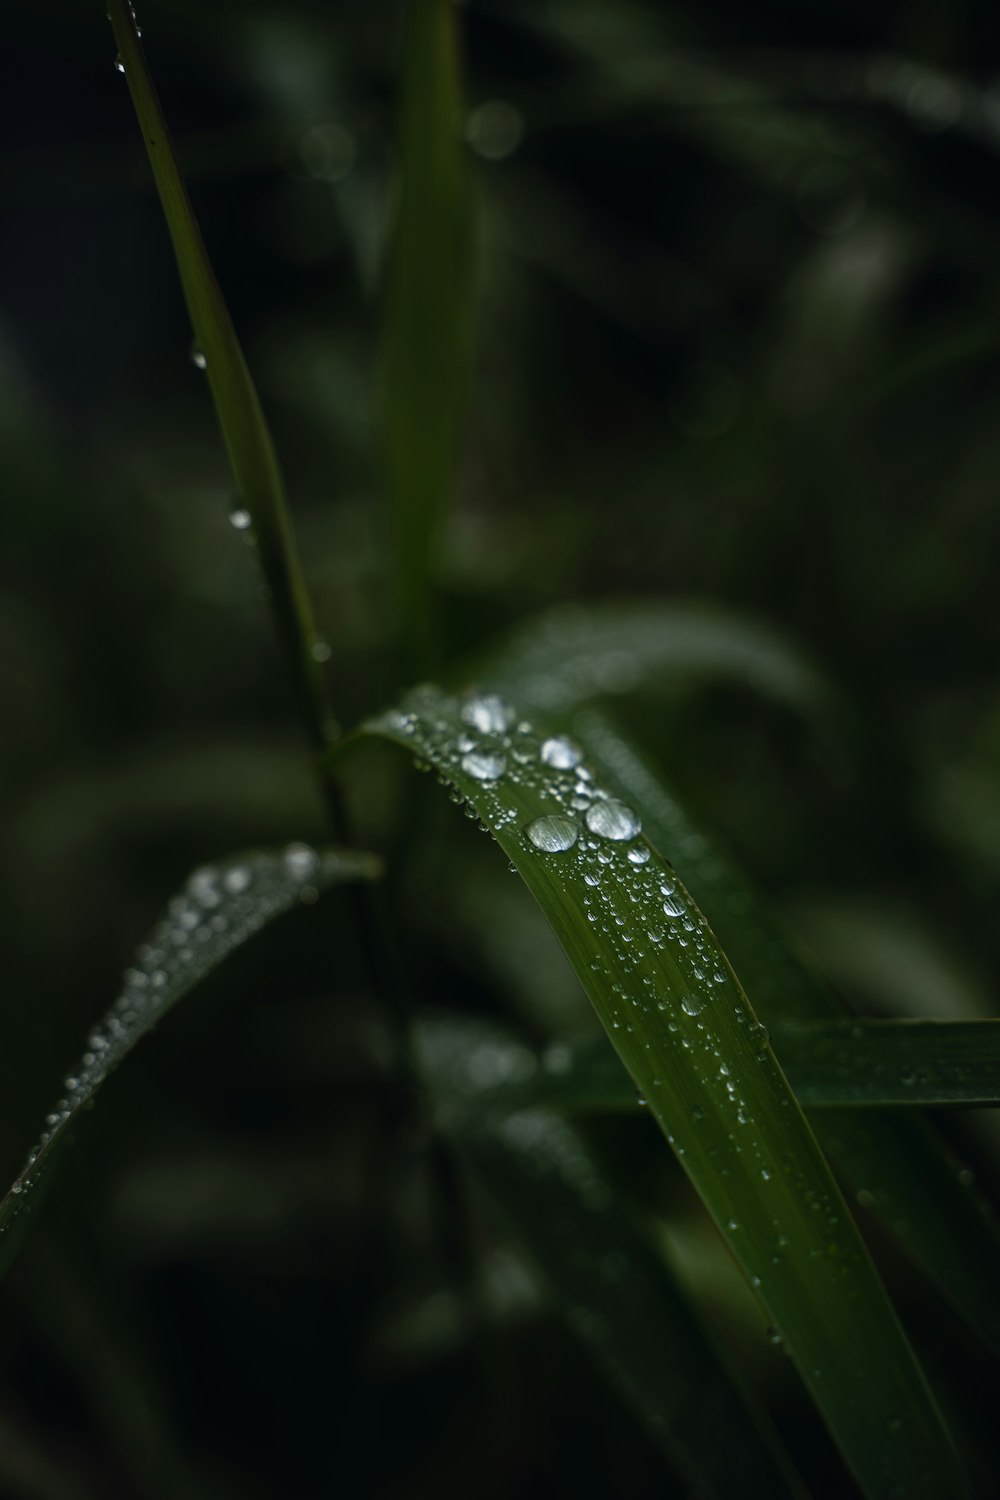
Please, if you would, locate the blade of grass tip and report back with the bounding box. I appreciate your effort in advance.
[105,1,338,771]
[383,0,474,673]
[361,686,968,1500]
[417,1015,808,1500]
[569,708,1000,1359]
[0,844,378,1276]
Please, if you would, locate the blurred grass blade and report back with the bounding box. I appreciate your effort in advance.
[105,1,337,752]
[418,1015,807,1499]
[0,844,379,1267]
[383,0,474,671]
[570,709,1000,1357]
[774,1018,1000,1108]
[478,601,836,721]
[502,1021,1000,1112]
[362,686,967,1500]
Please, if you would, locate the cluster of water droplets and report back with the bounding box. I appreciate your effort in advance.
[378,687,724,1006]
[4,844,365,1214]
[375,687,855,1289]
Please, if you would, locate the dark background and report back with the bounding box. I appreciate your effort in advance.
[2,1,1000,1495]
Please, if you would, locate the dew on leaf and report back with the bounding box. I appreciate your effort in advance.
[461,693,511,734]
[525,814,579,853]
[584,799,641,841]
[540,735,582,770]
[461,750,507,782]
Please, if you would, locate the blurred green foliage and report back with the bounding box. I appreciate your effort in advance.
[3,0,1000,1495]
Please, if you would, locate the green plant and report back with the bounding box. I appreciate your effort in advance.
[4,3,1000,1497]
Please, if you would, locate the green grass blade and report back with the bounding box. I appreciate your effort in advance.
[0,844,378,1268]
[363,686,968,1500]
[773,1019,1000,1108]
[569,709,1000,1357]
[417,1015,807,1500]
[497,1021,1000,1112]
[383,0,473,670]
[479,601,837,722]
[106,1,338,752]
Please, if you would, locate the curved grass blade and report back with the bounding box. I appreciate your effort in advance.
[106,0,338,753]
[363,686,967,1500]
[478,601,837,723]
[570,710,1000,1358]
[383,0,474,671]
[0,845,379,1269]
[500,1021,1000,1113]
[417,1016,806,1500]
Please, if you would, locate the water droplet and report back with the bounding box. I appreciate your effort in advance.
[662,892,686,917]
[190,340,207,369]
[540,736,581,770]
[681,994,704,1017]
[636,1093,648,1107]
[223,866,251,894]
[461,750,506,782]
[311,637,332,663]
[584,799,641,841]
[229,507,252,531]
[461,693,511,734]
[284,842,319,879]
[114,53,126,75]
[767,1327,783,1346]
[525,815,578,853]
[627,846,650,865]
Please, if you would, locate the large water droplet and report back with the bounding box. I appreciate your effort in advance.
[662,892,686,917]
[681,994,704,1017]
[540,736,581,770]
[525,815,579,853]
[229,507,252,531]
[461,750,506,782]
[461,693,511,734]
[584,799,641,841]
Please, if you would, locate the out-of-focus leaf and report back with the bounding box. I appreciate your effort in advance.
[361,685,967,1500]
[417,1015,806,1500]
[0,844,379,1271]
[477,601,836,722]
[496,1020,1000,1113]
[383,0,474,669]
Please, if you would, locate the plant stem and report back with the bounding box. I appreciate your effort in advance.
[107,0,340,770]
